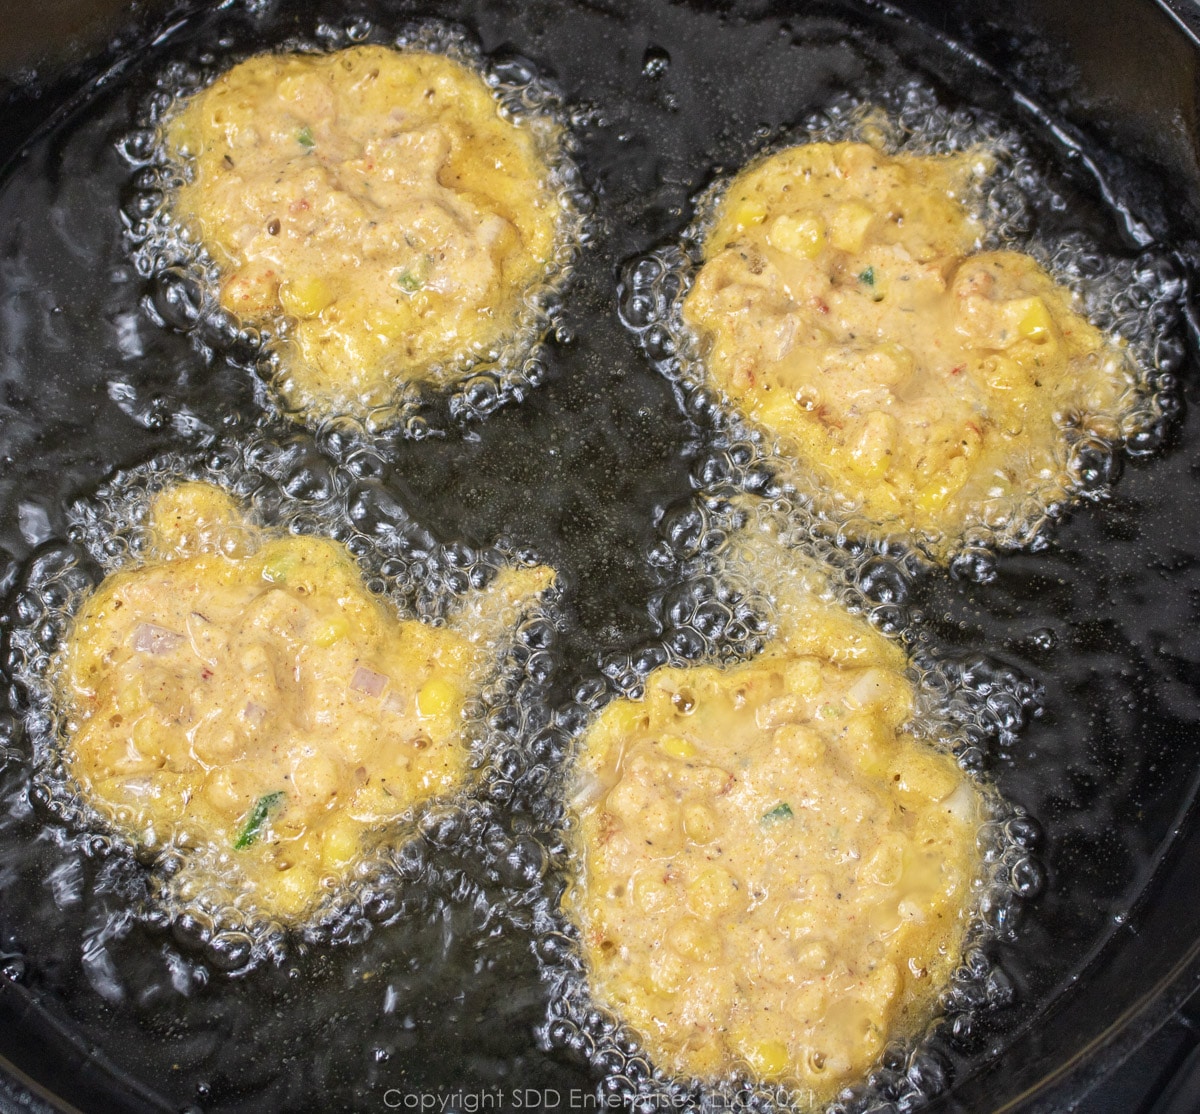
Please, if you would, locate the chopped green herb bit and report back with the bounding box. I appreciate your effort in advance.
[234,791,285,850]
[762,802,794,824]
[396,271,424,293]
[297,126,315,149]
[859,266,875,286]
[817,702,843,719]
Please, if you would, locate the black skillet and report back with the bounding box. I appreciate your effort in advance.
[1,0,1199,1110]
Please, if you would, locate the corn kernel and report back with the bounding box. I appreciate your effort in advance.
[729,197,768,230]
[744,1039,791,1078]
[599,699,649,739]
[783,657,822,695]
[261,863,320,918]
[828,201,874,252]
[131,714,161,757]
[1017,297,1054,342]
[773,723,824,765]
[649,947,687,993]
[321,820,360,867]
[682,802,717,842]
[687,865,742,916]
[666,916,715,960]
[416,677,459,719]
[278,275,333,318]
[632,872,673,913]
[661,733,697,760]
[310,616,349,648]
[767,213,826,259]
[895,750,962,803]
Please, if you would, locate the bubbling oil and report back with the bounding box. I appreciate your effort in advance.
[618,84,1188,573]
[0,0,1193,1109]
[535,495,1042,1112]
[7,431,564,969]
[120,17,591,439]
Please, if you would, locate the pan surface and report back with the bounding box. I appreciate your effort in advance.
[0,1,1198,1111]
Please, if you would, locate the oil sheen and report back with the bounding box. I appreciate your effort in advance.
[0,1,1192,1112]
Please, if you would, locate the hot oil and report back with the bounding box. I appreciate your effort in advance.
[0,0,1196,1111]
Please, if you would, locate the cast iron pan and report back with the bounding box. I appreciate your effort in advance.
[1,1,1199,1111]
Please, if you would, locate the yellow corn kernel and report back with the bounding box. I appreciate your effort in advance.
[666,915,716,960]
[309,616,349,648]
[773,722,826,763]
[1016,297,1054,342]
[660,733,697,760]
[260,863,320,918]
[914,455,968,516]
[783,657,822,695]
[131,714,161,757]
[729,196,768,230]
[321,819,360,867]
[632,871,673,914]
[416,677,459,719]
[895,750,962,803]
[744,1039,791,1079]
[982,355,1026,393]
[842,717,892,778]
[682,802,717,842]
[778,898,819,939]
[795,939,831,973]
[598,699,650,740]
[649,947,687,993]
[828,201,874,252]
[278,275,332,318]
[767,213,826,258]
[686,865,742,916]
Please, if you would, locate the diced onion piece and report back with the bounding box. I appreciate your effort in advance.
[243,701,268,725]
[132,622,185,655]
[570,769,605,813]
[350,666,388,699]
[382,690,408,715]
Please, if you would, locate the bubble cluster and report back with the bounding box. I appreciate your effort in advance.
[618,81,1188,572]
[5,432,563,970]
[119,17,591,440]
[535,491,1042,1113]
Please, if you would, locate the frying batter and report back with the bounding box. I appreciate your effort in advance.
[56,481,554,921]
[166,45,566,417]
[566,570,983,1099]
[682,140,1136,554]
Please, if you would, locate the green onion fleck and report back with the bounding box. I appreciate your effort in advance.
[297,126,315,149]
[762,802,794,824]
[817,702,843,719]
[234,791,286,850]
[859,266,875,287]
[396,271,424,293]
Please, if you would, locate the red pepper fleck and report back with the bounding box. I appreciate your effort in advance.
[950,364,965,376]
